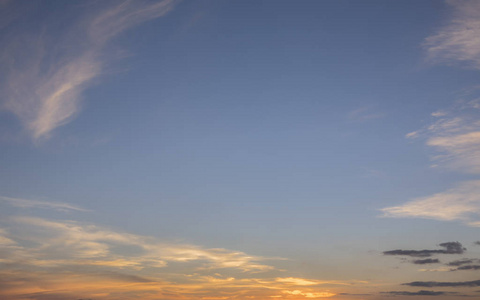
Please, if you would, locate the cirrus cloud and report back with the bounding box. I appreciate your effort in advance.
[0,0,176,141]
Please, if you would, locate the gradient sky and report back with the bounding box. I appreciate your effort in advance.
[2,0,480,299]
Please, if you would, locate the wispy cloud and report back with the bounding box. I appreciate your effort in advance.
[0,196,87,212]
[347,106,385,122]
[0,0,176,141]
[274,277,361,286]
[8,216,275,271]
[281,290,336,298]
[405,100,480,174]
[424,0,480,69]
[383,102,480,226]
[413,0,480,174]
[383,1,480,227]
[381,180,480,225]
[0,216,364,299]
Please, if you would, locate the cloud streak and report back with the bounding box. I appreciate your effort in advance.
[404,279,480,287]
[6,216,274,272]
[380,101,480,227]
[424,0,480,69]
[413,259,441,265]
[0,216,365,299]
[403,98,480,174]
[382,290,458,296]
[454,265,480,270]
[384,242,465,258]
[381,1,480,227]
[0,0,176,141]
[447,259,479,266]
[381,181,480,225]
[0,196,87,212]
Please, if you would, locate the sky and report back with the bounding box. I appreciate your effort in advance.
[1,0,480,299]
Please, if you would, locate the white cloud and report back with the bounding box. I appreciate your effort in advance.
[0,195,88,212]
[0,0,176,141]
[424,0,480,68]
[427,130,480,173]
[432,111,448,117]
[347,106,385,122]
[381,180,480,225]
[9,216,275,272]
[391,2,480,224]
[404,100,480,174]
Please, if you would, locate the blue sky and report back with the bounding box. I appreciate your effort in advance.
[1,0,480,299]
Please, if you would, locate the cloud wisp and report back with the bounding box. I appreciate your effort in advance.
[0,0,176,141]
[347,106,385,122]
[381,290,458,296]
[383,242,465,258]
[5,216,274,272]
[404,279,480,287]
[406,99,480,174]
[380,101,480,227]
[447,259,480,266]
[381,1,480,227]
[424,0,480,69]
[0,216,365,299]
[381,180,480,225]
[0,195,87,212]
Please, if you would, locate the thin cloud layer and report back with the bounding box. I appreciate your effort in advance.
[384,242,465,258]
[424,0,480,68]
[347,106,385,122]
[381,0,480,227]
[0,0,176,141]
[5,216,274,272]
[405,99,480,174]
[381,101,480,226]
[381,181,480,225]
[0,271,346,300]
[0,217,363,299]
[0,196,87,212]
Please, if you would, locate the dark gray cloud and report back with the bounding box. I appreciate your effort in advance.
[413,258,440,265]
[456,265,480,271]
[384,242,465,257]
[475,241,480,246]
[404,280,480,287]
[448,259,479,266]
[382,290,456,296]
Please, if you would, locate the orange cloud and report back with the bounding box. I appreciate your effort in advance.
[0,217,367,299]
